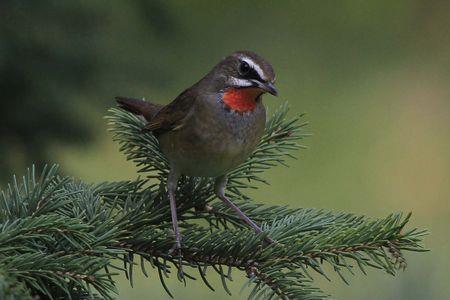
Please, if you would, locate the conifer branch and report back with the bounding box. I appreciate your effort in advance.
[0,104,427,299]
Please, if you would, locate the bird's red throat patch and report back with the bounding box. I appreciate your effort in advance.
[222,88,261,113]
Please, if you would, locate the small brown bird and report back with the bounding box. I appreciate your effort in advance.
[116,50,278,255]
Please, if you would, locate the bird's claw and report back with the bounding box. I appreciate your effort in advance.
[263,235,277,246]
[168,241,185,281]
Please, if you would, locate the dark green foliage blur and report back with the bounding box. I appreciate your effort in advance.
[0,0,177,179]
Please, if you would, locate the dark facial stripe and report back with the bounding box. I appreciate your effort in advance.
[239,67,264,82]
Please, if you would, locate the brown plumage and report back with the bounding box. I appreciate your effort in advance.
[116,96,162,121]
[116,50,278,277]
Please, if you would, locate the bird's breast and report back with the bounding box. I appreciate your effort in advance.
[158,99,266,177]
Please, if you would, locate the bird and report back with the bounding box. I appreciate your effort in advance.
[116,50,278,260]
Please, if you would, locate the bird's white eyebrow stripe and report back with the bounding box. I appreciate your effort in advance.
[240,56,267,81]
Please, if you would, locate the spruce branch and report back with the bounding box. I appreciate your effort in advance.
[0,269,33,300]
[0,104,427,299]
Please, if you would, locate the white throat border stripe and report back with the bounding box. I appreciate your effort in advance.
[229,77,253,87]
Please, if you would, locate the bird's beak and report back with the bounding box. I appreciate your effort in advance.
[264,82,278,96]
[256,81,278,96]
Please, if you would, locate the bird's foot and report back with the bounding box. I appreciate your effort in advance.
[263,235,277,245]
[168,240,185,281]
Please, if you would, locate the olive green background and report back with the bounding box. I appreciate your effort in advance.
[1,1,449,299]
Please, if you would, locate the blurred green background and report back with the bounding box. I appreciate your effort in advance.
[1,1,449,299]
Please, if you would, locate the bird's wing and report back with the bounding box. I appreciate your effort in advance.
[143,88,196,134]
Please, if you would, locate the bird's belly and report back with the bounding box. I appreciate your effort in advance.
[158,106,265,177]
[159,129,258,177]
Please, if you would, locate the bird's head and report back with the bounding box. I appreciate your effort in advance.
[206,50,277,112]
[215,50,277,95]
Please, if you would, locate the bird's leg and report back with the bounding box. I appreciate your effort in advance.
[214,175,275,244]
[167,169,184,279]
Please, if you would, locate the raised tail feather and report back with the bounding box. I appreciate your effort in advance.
[115,96,163,121]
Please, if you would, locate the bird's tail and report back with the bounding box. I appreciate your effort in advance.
[115,96,163,121]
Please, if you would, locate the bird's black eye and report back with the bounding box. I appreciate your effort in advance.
[238,61,251,75]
